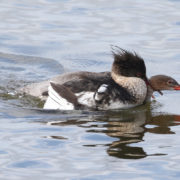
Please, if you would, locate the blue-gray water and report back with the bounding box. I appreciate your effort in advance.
[0,0,180,179]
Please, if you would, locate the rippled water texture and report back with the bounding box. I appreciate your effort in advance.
[0,0,180,179]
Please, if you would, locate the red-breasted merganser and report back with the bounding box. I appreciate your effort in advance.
[42,49,179,110]
[20,48,180,110]
[43,48,148,110]
[146,75,180,102]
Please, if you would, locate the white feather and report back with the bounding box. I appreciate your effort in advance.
[97,84,108,93]
[75,91,95,107]
[43,85,74,110]
[94,84,108,101]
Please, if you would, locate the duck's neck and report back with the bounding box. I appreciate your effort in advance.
[144,86,154,102]
[111,72,147,104]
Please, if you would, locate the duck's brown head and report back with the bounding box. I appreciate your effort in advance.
[150,75,180,91]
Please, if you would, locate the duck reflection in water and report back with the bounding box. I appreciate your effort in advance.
[104,108,180,159]
[46,106,180,159]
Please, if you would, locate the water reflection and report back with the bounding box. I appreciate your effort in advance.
[46,106,180,159]
[106,113,180,159]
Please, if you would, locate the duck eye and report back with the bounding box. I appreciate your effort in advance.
[167,80,174,86]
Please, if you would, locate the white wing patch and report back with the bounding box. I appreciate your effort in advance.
[97,84,108,93]
[43,85,74,110]
[94,84,108,101]
[76,91,95,107]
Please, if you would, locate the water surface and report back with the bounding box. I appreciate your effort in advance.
[0,0,180,179]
